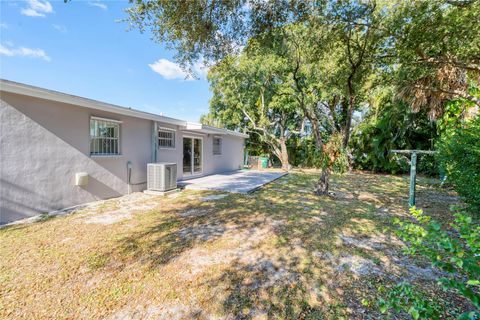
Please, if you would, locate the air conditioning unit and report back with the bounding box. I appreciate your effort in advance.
[147,163,177,191]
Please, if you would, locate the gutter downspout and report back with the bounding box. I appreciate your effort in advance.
[152,121,158,163]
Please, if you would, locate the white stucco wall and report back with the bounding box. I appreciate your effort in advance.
[0,92,153,224]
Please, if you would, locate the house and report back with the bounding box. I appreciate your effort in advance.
[0,79,248,224]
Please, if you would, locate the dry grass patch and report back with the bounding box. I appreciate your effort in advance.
[0,171,468,319]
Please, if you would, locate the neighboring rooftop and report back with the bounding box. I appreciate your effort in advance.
[0,79,248,138]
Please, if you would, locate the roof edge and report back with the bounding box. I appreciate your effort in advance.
[202,124,249,138]
[0,79,248,138]
[185,122,248,138]
[0,79,186,126]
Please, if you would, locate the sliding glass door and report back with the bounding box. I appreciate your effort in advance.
[183,137,202,176]
[182,137,192,175]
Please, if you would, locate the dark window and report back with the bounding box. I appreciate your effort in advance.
[213,137,222,155]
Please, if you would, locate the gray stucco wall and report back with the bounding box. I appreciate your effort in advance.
[156,123,183,173]
[0,92,246,224]
[202,134,245,176]
[156,130,245,180]
[0,92,152,224]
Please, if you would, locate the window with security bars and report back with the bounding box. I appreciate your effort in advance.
[213,137,222,155]
[158,129,175,148]
[90,118,120,155]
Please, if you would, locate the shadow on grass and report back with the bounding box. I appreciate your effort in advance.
[94,171,461,318]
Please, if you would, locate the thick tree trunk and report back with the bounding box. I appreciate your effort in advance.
[343,86,355,148]
[270,138,290,171]
[311,119,323,149]
[310,118,328,194]
[314,167,330,195]
[279,138,290,171]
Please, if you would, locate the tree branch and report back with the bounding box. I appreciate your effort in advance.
[412,85,480,106]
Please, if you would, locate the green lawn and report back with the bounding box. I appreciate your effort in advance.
[0,171,469,319]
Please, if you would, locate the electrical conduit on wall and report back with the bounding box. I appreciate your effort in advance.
[126,161,147,194]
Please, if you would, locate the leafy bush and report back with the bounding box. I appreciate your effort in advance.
[351,97,438,175]
[438,117,480,212]
[417,154,439,177]
[287,137,320,168]
[378,207,480,319]
[332,148,350,173]
[378,282,441,319]
[287,134,349,173]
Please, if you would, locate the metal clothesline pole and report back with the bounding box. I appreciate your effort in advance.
[390,150,437,207]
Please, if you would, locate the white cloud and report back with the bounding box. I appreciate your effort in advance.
[0,44,51,61]
[20,0,53,17]
[149,59,191,80]
[149,59,209,80]
[52,24,67,33]
[0,23,8,29]
[88,1,108,10]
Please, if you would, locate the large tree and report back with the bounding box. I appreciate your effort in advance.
[258,16,384,193]
[208,47,300,170]
[206,22,360,193]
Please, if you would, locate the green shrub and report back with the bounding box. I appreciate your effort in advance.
[378,207,480,319]
[286,134,349,173]
[332,148,349,173]
[287,136,322,168]
[351,99,438,175]
[378,282,441,319]
[438,117,480,212]
[417,154,439,177]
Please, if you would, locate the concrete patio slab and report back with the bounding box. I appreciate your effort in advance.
[178,170,288,194]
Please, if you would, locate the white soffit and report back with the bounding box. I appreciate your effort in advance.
[184,122,248,138]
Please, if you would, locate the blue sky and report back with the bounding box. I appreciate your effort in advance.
[0,0,212,122]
